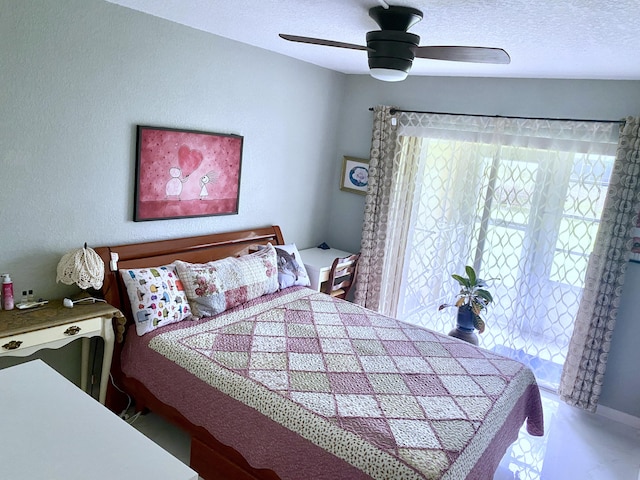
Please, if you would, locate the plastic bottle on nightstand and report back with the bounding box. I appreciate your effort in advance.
[2,274,14,310]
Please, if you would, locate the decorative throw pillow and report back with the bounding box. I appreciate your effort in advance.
[120,264,191,336]
[174,243,279,319]
[273,244,310,289]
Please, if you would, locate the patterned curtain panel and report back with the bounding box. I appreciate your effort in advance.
[559,116,640,412]
[354,106,401,314]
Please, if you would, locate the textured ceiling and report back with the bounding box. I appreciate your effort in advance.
[105,0,640,80]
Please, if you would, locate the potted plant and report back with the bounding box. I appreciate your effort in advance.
[438,265,494,345]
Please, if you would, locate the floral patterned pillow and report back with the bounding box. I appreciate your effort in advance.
[174,243,279,319]
[120,264,191,336]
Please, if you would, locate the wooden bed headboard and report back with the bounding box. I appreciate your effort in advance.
[95,225,284,313]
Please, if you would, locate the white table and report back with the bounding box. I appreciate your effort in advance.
[298,247,354,291]
[0,360,198,480]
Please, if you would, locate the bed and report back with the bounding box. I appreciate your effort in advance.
[95,225,543,480]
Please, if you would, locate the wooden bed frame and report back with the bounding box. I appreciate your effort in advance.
[95,226,285,480]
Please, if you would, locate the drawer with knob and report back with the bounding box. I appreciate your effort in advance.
[0,317,102,357]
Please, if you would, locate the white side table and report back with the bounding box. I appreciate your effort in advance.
[0,299,122,404]
[298,247,353,291]
[0,360,197,480]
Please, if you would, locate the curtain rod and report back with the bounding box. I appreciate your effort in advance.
[368,107,625,125]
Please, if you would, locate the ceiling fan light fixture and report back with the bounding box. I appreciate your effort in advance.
[370,68,408,82]
[366,30,417,82]
[279,5,510,81]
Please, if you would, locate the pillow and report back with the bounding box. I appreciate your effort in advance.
[273,244,310,289]
[120,264,191,336]
[174,243,279,319]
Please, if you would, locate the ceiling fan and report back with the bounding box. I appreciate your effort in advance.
[279,5,510,82]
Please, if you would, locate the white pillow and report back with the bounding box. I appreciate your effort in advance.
[120,264,192,336]
[274,244,310,289]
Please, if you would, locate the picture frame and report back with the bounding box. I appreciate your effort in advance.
[340,156,369,195]
[134,126,243,221]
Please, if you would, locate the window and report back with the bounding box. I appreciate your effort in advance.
[395,123,617,390]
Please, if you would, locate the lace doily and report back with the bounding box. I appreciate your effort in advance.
[56,245,105,290]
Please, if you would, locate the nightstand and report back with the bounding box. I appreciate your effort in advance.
[0,300,123,404]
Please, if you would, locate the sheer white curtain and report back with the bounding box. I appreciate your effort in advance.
[357,108,630,396]
[394,113,622,390]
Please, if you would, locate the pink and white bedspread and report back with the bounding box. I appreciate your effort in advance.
[122,287,543,480]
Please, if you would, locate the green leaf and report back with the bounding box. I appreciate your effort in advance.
[465,265,477,286]
[451,274,470,288]
[476,289,493,303]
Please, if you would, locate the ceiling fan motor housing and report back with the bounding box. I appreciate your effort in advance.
[368,6,423,31]
[366,30,419,73]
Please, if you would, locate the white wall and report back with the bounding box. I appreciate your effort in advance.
[599,261,640,418]
[329,74,640,417]
[0,0,345,300]
[0,0,345,379]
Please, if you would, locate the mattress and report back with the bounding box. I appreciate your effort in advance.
[121,286,543,479]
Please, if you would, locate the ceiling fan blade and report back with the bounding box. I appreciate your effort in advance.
[414,46,510,64]
[279,34,369,51]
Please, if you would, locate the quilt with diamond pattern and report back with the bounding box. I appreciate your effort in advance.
[122,286,543,479]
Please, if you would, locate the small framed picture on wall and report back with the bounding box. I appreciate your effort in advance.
[340,156,369,195]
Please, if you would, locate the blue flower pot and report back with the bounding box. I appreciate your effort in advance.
[448,305,479,345]
[456,305,476,332]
